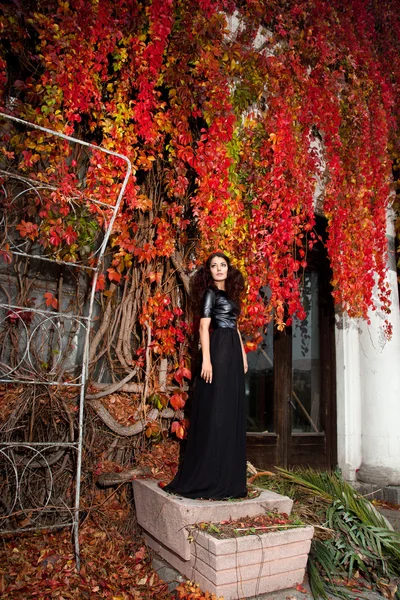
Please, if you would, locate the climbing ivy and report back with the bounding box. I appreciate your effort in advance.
[1,0,399,435]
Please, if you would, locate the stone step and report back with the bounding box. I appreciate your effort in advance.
[377,507,400,531]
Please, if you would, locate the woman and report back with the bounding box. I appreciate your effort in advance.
[165,252,248,500]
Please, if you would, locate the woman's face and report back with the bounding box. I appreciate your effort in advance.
[209,256,229,284]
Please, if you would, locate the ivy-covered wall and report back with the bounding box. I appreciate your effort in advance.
[1,0,400,437]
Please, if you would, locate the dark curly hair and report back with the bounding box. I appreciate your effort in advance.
[190,252,245,316]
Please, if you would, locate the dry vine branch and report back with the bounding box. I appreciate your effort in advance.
[96,468,147,487]
[86,369,139,399]
[89,282,117,362]
[88,402,178,437]
[171,250,190,295]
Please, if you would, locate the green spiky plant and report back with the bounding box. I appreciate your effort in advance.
[269,468,400,600]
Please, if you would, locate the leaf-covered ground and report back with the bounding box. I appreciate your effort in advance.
[0,440,224,600]
[0,521,228,599]
[0,523,171,599]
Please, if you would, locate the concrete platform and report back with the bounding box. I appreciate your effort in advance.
[133,479,313,599]
[132,479,293,560]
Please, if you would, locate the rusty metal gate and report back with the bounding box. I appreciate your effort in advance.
[0,112,131,566]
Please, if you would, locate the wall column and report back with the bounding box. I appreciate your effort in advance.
[335,315,363,481]
[357,215,400,485]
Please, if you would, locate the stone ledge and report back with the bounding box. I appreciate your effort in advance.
[132,479,293,560]
[357,465,400,487]
[353,481,400,506]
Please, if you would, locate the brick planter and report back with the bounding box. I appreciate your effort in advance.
[144,524,314,600]
[133,480,314,599]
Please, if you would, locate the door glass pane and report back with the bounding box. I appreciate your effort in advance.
[245,324,274,432]
[291,272,322,433]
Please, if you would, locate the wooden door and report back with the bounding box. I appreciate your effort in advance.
[245,225,337,471]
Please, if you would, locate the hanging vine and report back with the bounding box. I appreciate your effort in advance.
[1,0,399,440]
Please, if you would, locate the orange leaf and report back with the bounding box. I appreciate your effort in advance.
[169,392,187,411]
[44,292,58,310]
[171,419,189,440]
[107,268,121,283]
[95,274,106,291]
[16,220,39,241]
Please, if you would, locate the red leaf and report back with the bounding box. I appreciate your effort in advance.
[44,292,58,310]
[49,228,62,246]
[95,274,106,291]
[0,243,12,264]
[173,366,192,385]
[171,420,188,439]
[148,271,162,283]
[107,268,121,283]
[134,546,146,563]
[63,225,78,245]
[169,392,187,410]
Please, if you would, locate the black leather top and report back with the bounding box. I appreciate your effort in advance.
[201,288,240,330]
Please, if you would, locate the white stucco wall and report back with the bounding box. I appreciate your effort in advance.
[336,214,400,485]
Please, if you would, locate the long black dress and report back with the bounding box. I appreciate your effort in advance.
[165,287,247,500]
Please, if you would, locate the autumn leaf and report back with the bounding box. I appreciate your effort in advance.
[95,273,106,291]
[171,419,189,439]
[107,268,121,283]
[134,546,146,562]
[16,220,39,241]
[0,243,12,264]
[169,391,188,411]
[148,271,163,283]
[49,228,62,246]
[145,420,160,438]
[63,225,78,245]
[44,292,58,310]
[173,366,191,385]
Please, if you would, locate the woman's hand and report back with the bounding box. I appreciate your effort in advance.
[237,326,248,375]
[201,360,213,383]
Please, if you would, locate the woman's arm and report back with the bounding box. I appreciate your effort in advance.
[199,317,212,383]
[237,327,248,374]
